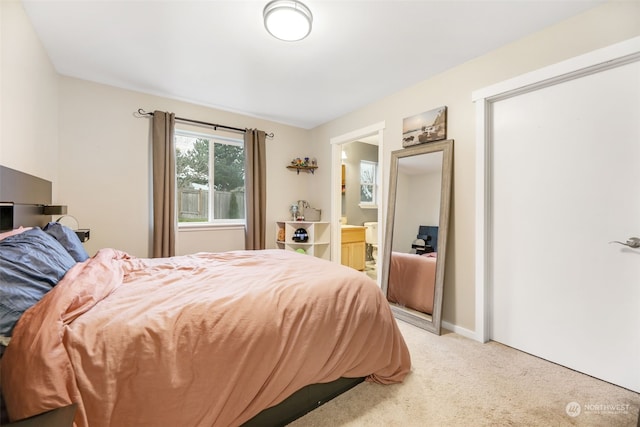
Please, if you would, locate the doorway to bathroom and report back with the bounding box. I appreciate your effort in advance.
[330,122,385,285]
[341,140,379,280]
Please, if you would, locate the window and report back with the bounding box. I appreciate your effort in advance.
[175,130,245,225]
[359,160,377,207]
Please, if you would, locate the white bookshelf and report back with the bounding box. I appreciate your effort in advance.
[275,221,330,260]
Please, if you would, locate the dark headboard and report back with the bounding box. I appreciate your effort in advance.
[0,165,52,231]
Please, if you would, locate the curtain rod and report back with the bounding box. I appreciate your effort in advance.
[136,109,274,138]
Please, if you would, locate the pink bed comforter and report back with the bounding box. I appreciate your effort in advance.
[387,251,436,314]
[2,249,410,426]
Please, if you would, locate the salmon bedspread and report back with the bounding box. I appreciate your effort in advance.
[387,251,437,314]
[2,249,410,426]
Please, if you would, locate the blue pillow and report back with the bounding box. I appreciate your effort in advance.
[0,227,76,338]
[44,221,89,262]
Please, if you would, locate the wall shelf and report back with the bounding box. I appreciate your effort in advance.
[287,165,318,175]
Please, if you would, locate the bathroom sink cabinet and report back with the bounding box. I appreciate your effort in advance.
[341,226,366,271]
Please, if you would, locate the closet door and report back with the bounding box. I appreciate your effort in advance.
[490,59,640,392]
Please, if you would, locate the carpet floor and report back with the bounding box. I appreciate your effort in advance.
[290,320,640,426]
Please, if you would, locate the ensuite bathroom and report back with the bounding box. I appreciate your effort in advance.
[341,140,379,281]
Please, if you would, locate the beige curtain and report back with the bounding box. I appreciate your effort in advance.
[244,129,267,250]
[152,111,176,258]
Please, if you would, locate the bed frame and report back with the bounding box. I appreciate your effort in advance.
[243,377,364,426]
[1,378,364,427]
[0,165,364,426]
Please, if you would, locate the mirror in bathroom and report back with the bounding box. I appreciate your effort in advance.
[380,139,453,334]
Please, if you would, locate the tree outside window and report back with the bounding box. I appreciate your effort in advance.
[175,131,245,224]
[360,160,377,206]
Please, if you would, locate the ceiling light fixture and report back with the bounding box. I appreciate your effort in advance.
[263,0,313,42]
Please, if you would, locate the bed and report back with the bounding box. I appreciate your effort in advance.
[387,251,437,314]
[0,166,411,427]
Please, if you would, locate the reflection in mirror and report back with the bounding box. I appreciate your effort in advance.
[381,139,453,334]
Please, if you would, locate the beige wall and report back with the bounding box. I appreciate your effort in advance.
[309,1,640,332]
[0,0,59,194]
[57,77,311,257]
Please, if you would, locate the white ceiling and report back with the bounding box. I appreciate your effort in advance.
[22,0,603,129]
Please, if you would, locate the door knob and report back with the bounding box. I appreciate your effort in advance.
[609,237,640,249]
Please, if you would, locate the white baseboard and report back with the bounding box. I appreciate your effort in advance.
[441,321,480,342]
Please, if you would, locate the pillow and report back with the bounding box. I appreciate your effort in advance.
[0,227,76,339]
[44,222,89,262]
[0,226,32,242]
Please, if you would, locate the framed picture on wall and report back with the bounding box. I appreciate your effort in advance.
[402,106,447,147]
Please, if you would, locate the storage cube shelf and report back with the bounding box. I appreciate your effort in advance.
[276,221,330,260]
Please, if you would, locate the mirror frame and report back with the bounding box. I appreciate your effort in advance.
[381,139,453,334]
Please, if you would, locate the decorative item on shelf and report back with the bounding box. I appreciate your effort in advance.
[287,156,318,174]
[295,248,306,255]
[292,227,308,242]
[402,106,447,147]
[292,157,307,167]
[305,207,321,222]
[277,227,285,242]
[289,204,299,221]
[295,200,310,221]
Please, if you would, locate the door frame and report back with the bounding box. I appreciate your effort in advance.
[330,122,385,283]
[472,36,640,343]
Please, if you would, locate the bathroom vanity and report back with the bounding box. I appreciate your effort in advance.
[340,225,366,271]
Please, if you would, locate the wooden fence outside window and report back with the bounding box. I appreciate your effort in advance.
[178,188,244,222]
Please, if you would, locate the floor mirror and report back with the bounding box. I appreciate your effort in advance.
[380,139,453,334]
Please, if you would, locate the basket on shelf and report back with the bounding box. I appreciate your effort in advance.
[305,208,321,222]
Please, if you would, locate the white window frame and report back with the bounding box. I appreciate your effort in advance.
[359,160,378,209]
[175,129,245,228]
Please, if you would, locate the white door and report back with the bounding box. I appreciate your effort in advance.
[489,58,640,392]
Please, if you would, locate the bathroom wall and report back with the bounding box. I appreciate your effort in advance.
[341,141,378,226]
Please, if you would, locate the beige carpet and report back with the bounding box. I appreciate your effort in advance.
[290,320,640,426]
